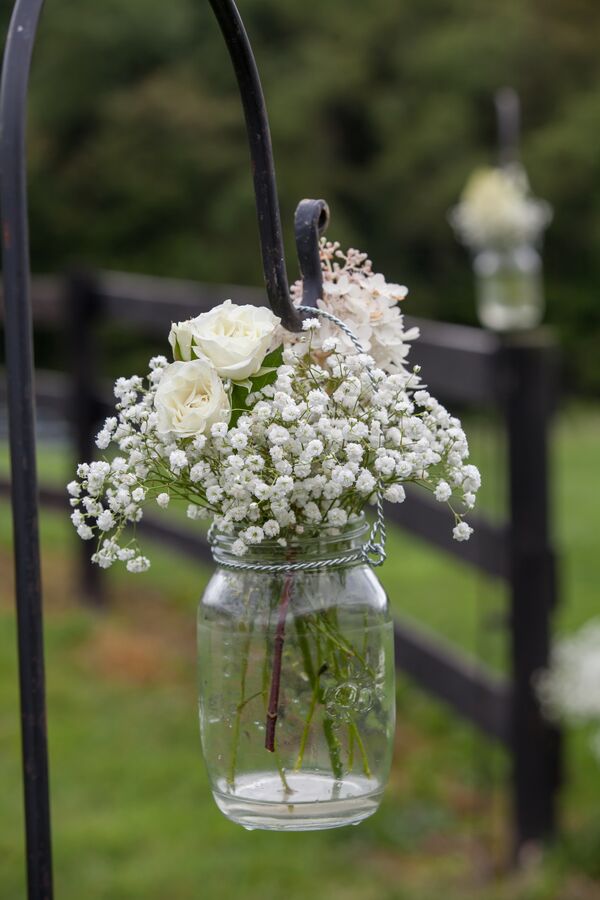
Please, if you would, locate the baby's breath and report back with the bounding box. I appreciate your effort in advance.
[68,244,480,570]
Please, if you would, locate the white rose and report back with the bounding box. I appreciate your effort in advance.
[154,360,230,436]
[169,299,281,380]
[168,319,196,361]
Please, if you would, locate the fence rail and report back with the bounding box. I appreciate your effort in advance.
[0,270,561,857]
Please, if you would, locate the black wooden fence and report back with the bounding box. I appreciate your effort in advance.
[0,270,561,858]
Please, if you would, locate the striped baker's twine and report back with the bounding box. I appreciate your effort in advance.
[208,305,387,573]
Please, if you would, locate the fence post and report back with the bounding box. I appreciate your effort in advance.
[66,271,105,606]
[503,331,562,857]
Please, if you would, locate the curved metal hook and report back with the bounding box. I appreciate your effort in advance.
[210,0,329,330]
[294,198,329,309]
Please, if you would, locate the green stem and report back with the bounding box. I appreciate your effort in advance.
[294,666,323,771]
[294,616,316,685]
[265,573,294,752]
[323,622,346,781]
[347,726,355,772]
[274,749,293,794]
[349,722,372,779]
[323,608,373,780]
[309,616,376,678]
[323,719,344,780]
[237,689,264,713]
[227,621,254,788]
[294,615,345,778]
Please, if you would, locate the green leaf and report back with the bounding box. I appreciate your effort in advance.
[227,345,284,427]
[229,382,250,428]
[253,365,277,379]
[249,345,284,393]
[261,345,284,368]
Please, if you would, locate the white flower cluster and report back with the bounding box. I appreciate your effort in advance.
[68,244,480,571]
[450,165,552,250]
[288,242,419,374]
[537,619,600,762]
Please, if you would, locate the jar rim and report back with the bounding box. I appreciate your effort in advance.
[211,513,369,565]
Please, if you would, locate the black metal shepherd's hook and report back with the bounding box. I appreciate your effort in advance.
[0,1,330,896]
[209,0,330,328]
[495,86,520,169]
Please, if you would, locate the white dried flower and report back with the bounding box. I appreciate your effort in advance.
[383,484,405,503]
[67,481,81,498]
[327,508,348,527]
[434,481,452,503]
[126,555,150,573]
[452,521,473,542]
[302,317,321,331]
[97,509,115,532]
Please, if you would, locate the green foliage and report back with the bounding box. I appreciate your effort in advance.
[8,0,600,389]
[229,344,283,426]
[2,404,600,896]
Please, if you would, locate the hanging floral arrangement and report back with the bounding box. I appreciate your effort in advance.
[450,165,552,331]
[68,241,480,830]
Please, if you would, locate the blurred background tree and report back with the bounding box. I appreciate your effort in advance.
[7,0,600,388]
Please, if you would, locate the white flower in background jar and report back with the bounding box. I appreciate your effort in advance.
[450,164,552,332]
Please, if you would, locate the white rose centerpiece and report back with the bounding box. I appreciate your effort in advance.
[69,240,479,567]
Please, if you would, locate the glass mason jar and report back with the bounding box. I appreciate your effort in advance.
[198,518,395,831]
[473,244,544,332]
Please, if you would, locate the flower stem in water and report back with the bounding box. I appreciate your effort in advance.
[265,572,294,752]
[323,718,344,780]
[350,722,372,779]
[294,662,327,771]
[347,725,355,772]
[295,616,347,777]
[227,620,254,787]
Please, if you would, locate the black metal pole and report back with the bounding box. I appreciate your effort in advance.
[0,1,53,898]
[208,0,302,330]
[495,87,520,169]
[208,0,327,325]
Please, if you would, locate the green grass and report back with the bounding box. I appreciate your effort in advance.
[1,405,600,898]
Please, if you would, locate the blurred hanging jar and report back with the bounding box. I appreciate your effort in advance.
[473,242,543,331]
[198,518,395,831]
[450,165,552,332]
